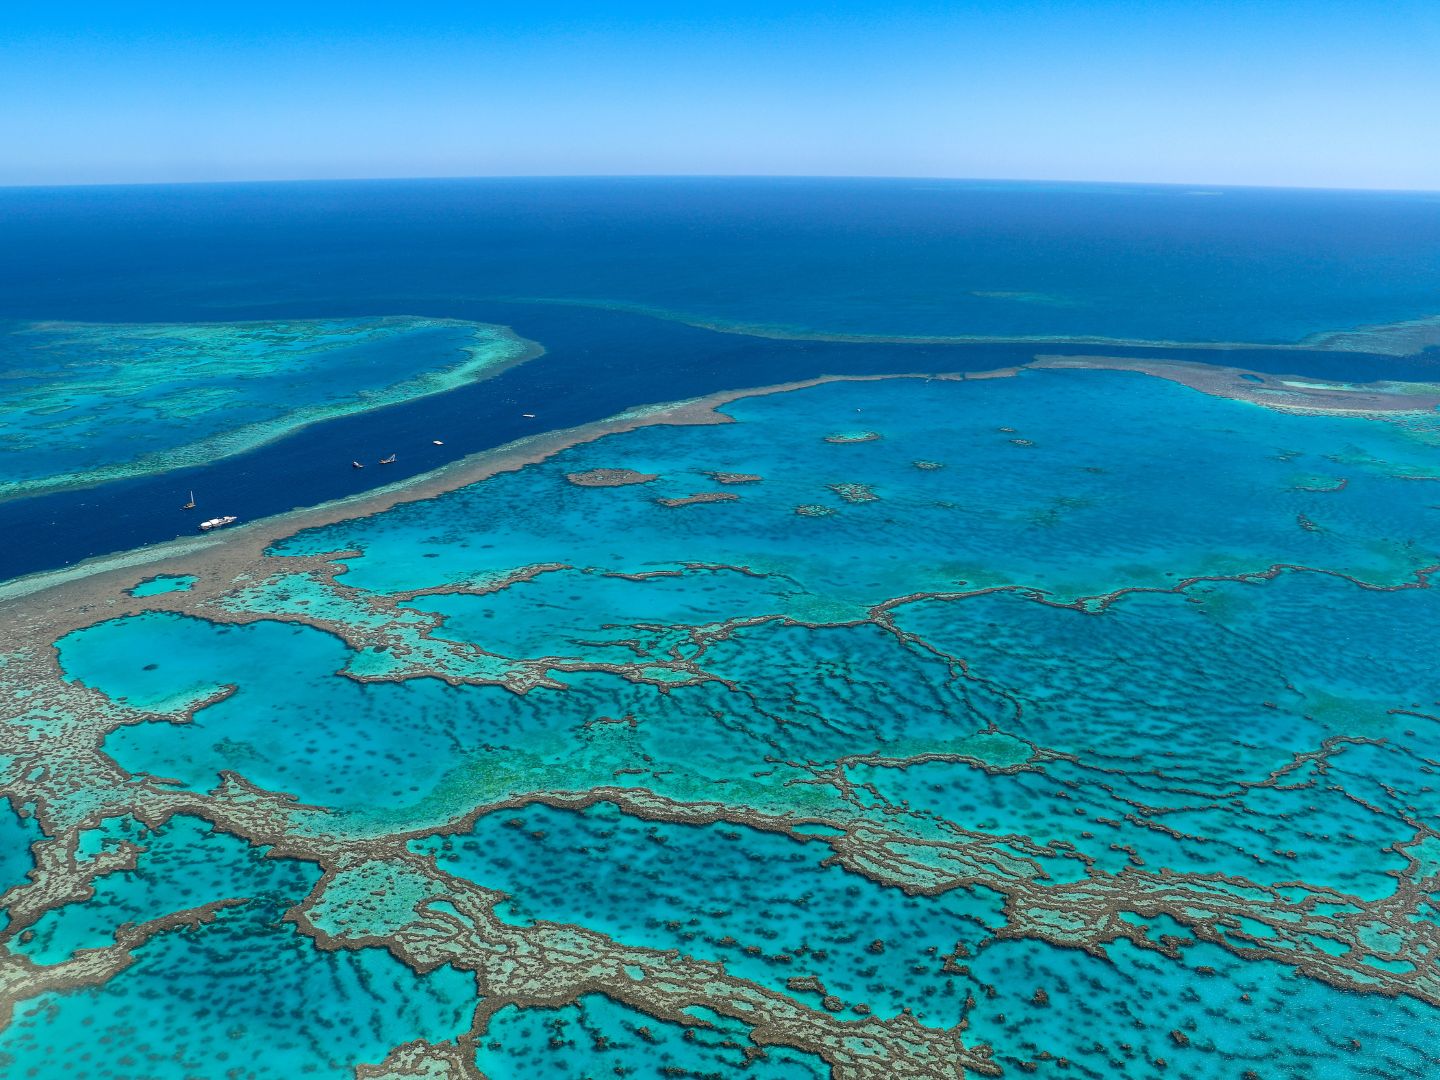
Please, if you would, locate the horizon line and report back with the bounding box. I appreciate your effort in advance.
[2,172,1437,197]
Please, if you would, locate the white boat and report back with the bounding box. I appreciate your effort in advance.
[199,516,237,531]
[379,453,396,464]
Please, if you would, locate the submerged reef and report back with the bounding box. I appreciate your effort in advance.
[655,491,740,507]
[3,362,1440,1077]
[524,295,1440,357]
[0,316,536,500]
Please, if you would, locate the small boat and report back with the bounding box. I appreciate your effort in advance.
[522,413,535,418]
[199,515,237,531]
[379,454,396,464]
[352,460,364,469]
[181,491,196,510]
[432,440,444,446]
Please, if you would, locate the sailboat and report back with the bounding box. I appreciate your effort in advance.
[181,491,196,509]
[379,453,396,464]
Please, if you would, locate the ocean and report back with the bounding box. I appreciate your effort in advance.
[2,178,1439,1079]
[3,178,1440,579]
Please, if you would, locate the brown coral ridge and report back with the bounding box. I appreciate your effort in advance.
[655,492,740,507]
[355,1039,471,1079]
[565,468,660,487]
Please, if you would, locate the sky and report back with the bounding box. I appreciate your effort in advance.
[2,0,1438,190]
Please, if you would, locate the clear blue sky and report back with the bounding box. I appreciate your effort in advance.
[3,0,1437,189]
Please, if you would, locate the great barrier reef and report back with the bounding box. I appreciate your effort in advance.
[3,178,1440,1079]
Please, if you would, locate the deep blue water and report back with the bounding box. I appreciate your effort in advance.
[2,177,1439,579]
[5,177,1440,341]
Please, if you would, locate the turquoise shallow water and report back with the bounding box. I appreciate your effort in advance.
[10,815,308,966]
[417,802,996,1027]
[422,804,1438,1079]
[477,993,828,1078]
[274,370,1440,604]
[0,315,525,501]
[0,813,473,1080]
[3,900,473,1080]
[8,367,1440,1075]
[65,614,497,805]
[128,574,197,597]
[959,935,1436,1079]
[0,803,40,932]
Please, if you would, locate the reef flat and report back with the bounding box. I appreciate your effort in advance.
[1030,354,1440,424]
[0,316,536,501]
[3,362,1440,1078]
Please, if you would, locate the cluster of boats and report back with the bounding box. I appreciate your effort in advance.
[183,435,461,532]
[352,452,398,469]
[180,492,238,531]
